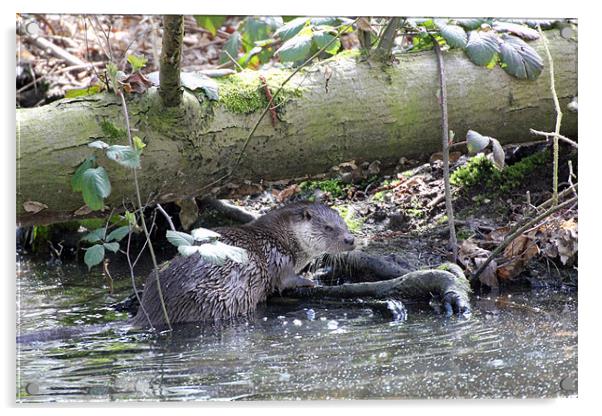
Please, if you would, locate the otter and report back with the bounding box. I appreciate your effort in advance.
[131,202,356,328]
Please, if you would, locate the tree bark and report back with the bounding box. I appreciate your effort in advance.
[159,15,184,108]
[16,30,577,226]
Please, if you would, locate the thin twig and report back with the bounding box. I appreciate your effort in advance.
[125,216,154,330]
[432,37,458,262]
[538,25,563,205]
[537,183,577,211]
[473,196,577,281]
[222,49,244,71]
[156,203,176,231]
[529,128,577,148]
[117,90,172,331]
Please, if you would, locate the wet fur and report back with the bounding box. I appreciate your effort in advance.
[132,202,354,328]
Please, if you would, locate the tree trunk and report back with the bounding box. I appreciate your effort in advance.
[16,30,577,226]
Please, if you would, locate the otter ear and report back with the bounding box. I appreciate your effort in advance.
[302,209,312,221]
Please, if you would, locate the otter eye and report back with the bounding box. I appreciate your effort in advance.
[324,225,334,232]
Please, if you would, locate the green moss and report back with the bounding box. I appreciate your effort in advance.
[450,150,549,194]
[99,120,126,142]
[372,191,386,202]
[300,178,349,199]
[215,69,304,114]
[333,204,364,233]
[456,228,473,241]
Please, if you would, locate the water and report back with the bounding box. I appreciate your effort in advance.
[16,257,578,402]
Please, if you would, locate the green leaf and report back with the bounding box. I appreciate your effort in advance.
[127,54,148,72]
[190,227,222,242]
[492,21,539,41]
[177,241,248,265]
[498,34,543,80]
[194,15,226,37]
[199,241,249,265]
[84,244,105,270]
[456,19,490,30]
[466,130,491,154]
[274,17,309,41]
[438,24,467,49]
[242,17,279,51]
[106,145,141,169]
[178,245,203,258]
[71,157,96,193]
[465,30,500,66]
[180,72,219,100]
[81,228,105,243]
[103,242,120,253]
[81,167,111,211]
[312,30,341,55]
[124,210,136,226]
[88,140,109,149]
[219,32,242,65]
[106,225,130,242]
[490,138,505,170]
[166,230,195,247]
[276,31,313,62]
[133,136,146,151]
[65,85,101,98]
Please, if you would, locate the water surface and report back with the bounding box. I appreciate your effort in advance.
[16,257,578,401]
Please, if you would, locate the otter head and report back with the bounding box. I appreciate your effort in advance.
[290,203,356,261]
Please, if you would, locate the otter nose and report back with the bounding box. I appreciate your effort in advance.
[344,235,355,246]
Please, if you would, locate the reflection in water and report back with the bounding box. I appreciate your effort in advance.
[16,257,577,401]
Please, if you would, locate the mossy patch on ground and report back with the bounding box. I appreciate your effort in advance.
[450,150,550,194]
[300,177,350,199]
[333,204,364,233]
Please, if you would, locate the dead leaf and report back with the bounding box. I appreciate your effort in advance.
[73,205,92,216]
[275,184,300,203]
[23,201,48,214]
[121,71,152,94]
[476,257,499,288]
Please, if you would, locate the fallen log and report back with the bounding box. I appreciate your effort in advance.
[16,30,577,226]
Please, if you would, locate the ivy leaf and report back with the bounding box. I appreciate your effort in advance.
[466,130,491,154]
[106,145,141,169]
[71,157,96,193]
[274,17,309,41]
[498,34,543,80]
[81,228,106,243]
[438,24,467,49]
[166,230,195,247]
[465,30,500,66]
[276,31,313,62]
[194,15,226,37]
[106,225,130,242]
[84,244,105,270]
[490,138,506,170]
[219,32,242,64]
[103,242,120,253]
[88,140,109,150]
[242,16,281,51]
[493,21,539,41]
[180,72,219,100]
[312,30,341,55]
[127,54,148,72]
[190,227,222,242]
[81,167,111,211]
